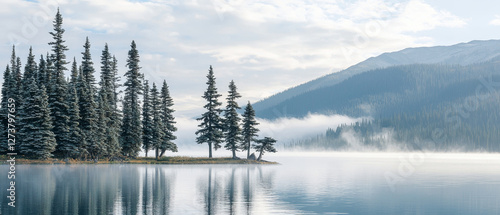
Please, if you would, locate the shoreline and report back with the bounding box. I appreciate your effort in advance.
[0,156,278,165]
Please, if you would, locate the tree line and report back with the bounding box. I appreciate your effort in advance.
[0,9,276,160]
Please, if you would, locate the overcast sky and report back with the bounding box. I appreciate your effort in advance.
[2,0,500,118]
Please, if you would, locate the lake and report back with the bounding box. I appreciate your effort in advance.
[1,152,499,214]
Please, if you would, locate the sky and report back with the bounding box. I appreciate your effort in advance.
[2,0,500,149]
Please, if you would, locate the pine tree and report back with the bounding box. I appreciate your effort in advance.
[78,67,99,159]
[160,80,177,157]
[18,79,56,159]
[253,137,277,161]
[159,80,177,157]
[121,41,143,157]
[47,55,70,158]
[99,44,121,157]
[23,47,38,85]
[43,53,54,87]
[65,81,84,158]
[47,8,71,158]
[142,81,153,157]
[9,47,22,110]
[65,60,85,158]
[76,37,100,159]
[93,92,108,160]
[150,83,164,159]
[81,37,96,88]
[48,8,69,75]
[224,80,242,159]
[37,55,47,87]
[0,66,12,153]
[196,65,224,158]
[241,101,259,159]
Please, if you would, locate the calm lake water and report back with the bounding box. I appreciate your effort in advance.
[1,152,500,215]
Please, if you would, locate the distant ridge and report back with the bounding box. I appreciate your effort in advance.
[253,40,500,118]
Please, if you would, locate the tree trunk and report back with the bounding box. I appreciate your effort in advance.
[232,149,236,159]
[160,149,165,157]
[246,140,250,159]
[145,150,148,158]
[155,148,159,160]
[208,142,213,158]
[257,150,263,161]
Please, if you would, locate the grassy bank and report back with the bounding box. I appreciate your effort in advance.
[0,155,277,165]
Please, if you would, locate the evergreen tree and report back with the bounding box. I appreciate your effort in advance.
[9,47,22,109]
[121,41,143,157]
[44,53,54,87]
[47,8,71,158]
[142,81,153,157]
[0,66,12,153]
[81,37,96,88]
[196,66,223,158]
[23,47,38,85]
[78,66,99,159]
[70,58,78,84]
[65,60,85,158]
[18,79,56,159]
[48,8,69,74]
[224,80,242,159]
[241,102,259,159]
[99,44,121,157]
[37,55,47,87]
[65,81,84,158]
[77,38,100,159]
[150,83,165,159]
[93,92,108,160]
[253,137,277,161]
[158,80,177,157]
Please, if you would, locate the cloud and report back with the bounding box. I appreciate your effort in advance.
[258,114,366,143]
[490,15,500,26]
[0,0,467,117]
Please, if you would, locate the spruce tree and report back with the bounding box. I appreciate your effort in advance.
[47,55,70,158]
[81,37,96,88]
[99,44,121,157]
[18,79,56,159]
[142,81,153,157]
[160,80,177,157]
[65,60,85,158]
[77,66,99,159]
[150,83,164,159]
[9,47,22,110]
[47,8,71,158]
[159,80,177,157]
[23,47,38,85]
[241,101,259,159]
[48,8,69,74]
[224,80,242,159]
[37,55,47,87]
[93,92,109,160]
[77,38,100,159]
[0,66,12,153]
[253,137,277,161]
[121,41,143,157]
[196,66,224,158]
[43,53,54,87]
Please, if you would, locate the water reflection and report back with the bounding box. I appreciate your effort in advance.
[4,154,496,214]
[0,164,276,215]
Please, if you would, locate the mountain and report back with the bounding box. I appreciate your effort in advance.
[278,60,500,151]
[254,40,500,119]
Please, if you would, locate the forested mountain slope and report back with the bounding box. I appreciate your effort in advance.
[254,40,500,118]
